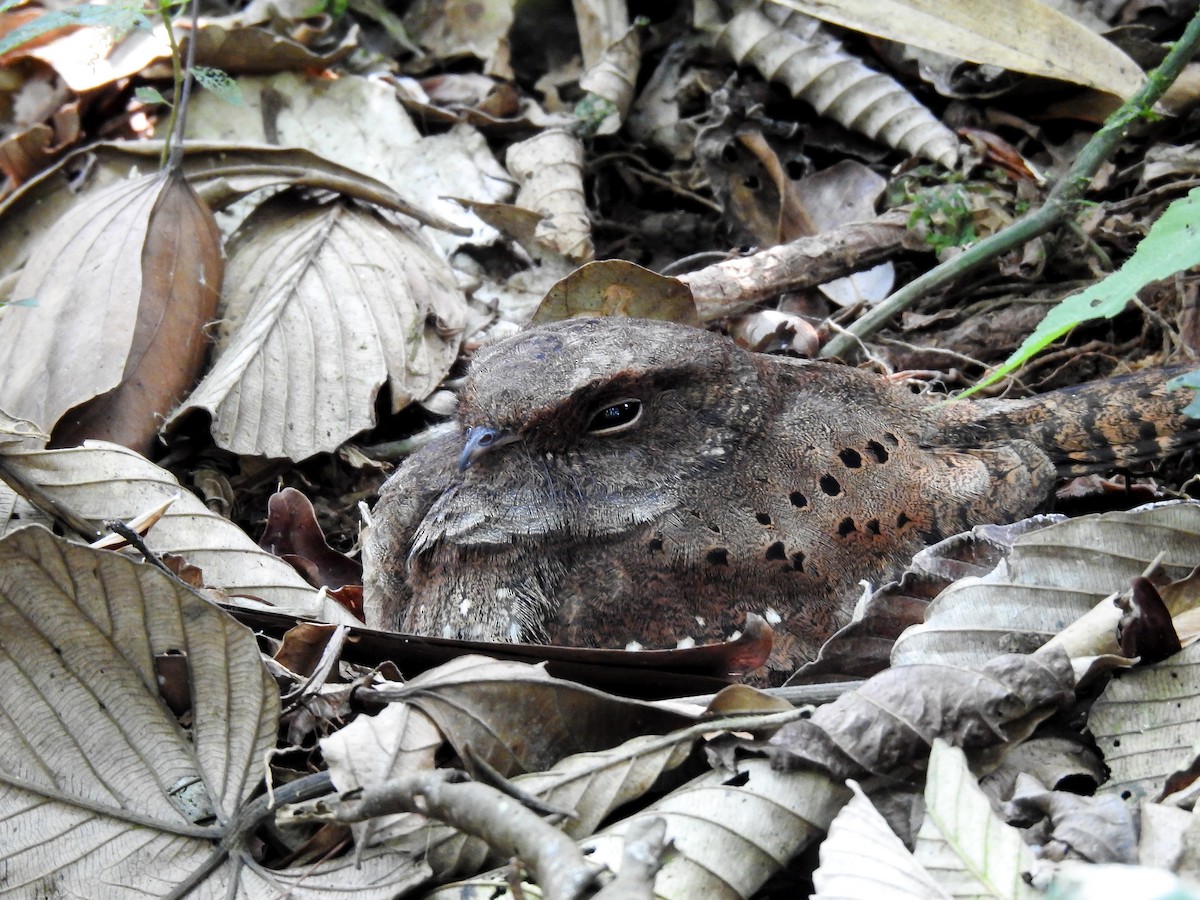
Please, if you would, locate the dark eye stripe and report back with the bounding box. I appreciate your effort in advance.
[588,399,642,434]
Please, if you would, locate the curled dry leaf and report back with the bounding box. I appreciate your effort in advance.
[579,758,848,900]
[260,487,364,591]
[709,3,959,168]
[505,128,595,262]
[0,441,351,622]
[769,649,1075,780]
[0,170,222,454]
[169,192,467,461]
[578,21,643,136]
[772,0,1145,99]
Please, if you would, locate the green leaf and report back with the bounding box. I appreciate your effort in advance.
[964,186,1200,396]
[134,85,169,106]
[191,66,244,106]
[1168,371,1200,418]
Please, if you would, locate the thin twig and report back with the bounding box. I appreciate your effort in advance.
[820,8,1200,360]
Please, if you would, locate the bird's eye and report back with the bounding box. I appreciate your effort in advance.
[587,399,643,434]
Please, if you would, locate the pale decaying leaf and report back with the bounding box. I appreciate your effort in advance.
[0,526,422,898]
[581,759,848,900]
[0,526,270,887]
[0,441,352,622]
[0,171,220,448]
[892,502,1200,669]
[169,192,467,461]
[770,0,1145,98]
[708,2,959,168]
[403,0,515,77]
[1089,640,1200,802]
[578,20,642,136]
[183,72,508,252]
[813,782,952,899]
[505,129,595,262]
[915,740,1039,899]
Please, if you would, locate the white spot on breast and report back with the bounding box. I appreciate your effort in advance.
[459,599,473,616]
[675,637,696,649]
[625,640,644,651]
[763,607,782,625]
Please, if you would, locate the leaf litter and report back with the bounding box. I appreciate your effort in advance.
[2,0,1200,897]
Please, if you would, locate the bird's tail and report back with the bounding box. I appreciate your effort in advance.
[944,365,1200,479]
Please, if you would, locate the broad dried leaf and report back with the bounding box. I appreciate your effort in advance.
[403,0,516,78]
[397,655,696,777]
[915,740,1039,899]
[771,0,1145,98]
[505,129,595,262]
[0,526,421,897]
[1089,640,1200,801]
[813,782,951,899]
[260,487,363,590]
[769,650,1074,779]
[170,192,467,461]
[710,3,959,167]
[61,171,222,452]
[0,526,268,887]
[0,171,221,452]
[892,502,1200,668]
[0,441,351,622]
[533,259,700,324]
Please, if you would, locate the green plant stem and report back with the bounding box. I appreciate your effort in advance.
[819,8,1200,361]
[158,0,200,170]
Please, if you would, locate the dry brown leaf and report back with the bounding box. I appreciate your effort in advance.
[0,170,222,453]
[533,259,700,324]
[168,192,467,461]
[391,655,696,777]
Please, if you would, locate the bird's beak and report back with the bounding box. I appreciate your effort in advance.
[459,425,518,471]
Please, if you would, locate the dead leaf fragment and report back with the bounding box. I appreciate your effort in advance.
[769,649,1075,780]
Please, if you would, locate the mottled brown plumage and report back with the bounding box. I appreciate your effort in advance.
[363,317,1197,677]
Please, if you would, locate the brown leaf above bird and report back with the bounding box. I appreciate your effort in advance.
[363,317,1198,680]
